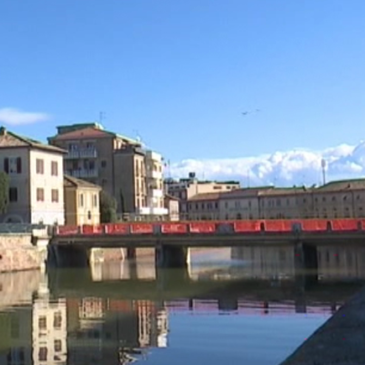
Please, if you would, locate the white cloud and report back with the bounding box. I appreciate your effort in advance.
[0,107,51,126]
[169,141,365,187]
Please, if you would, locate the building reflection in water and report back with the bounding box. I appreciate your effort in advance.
[0,294,169,365]
[230,245,365,282]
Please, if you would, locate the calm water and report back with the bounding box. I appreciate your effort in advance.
[0,245,364,365]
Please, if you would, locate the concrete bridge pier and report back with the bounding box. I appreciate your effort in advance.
[155,245,188,269]
[49,245,90,268]
[294,242,318,289]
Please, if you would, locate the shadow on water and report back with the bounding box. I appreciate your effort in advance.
[2,244,365,364]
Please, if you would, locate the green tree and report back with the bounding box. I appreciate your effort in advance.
[100,190,118,223]
[0,171,9,213]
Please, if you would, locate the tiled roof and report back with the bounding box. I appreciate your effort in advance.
[316,179,365,191]
[259,187,310,196]
[50,125,140,144]
[188,192,221,201]
[64,175,102,189]
[221,186,273,199]
[0,127,66,153]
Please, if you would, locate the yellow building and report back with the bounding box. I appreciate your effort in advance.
[64,175,101,225]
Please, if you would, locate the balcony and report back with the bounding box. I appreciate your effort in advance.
[146,169,162,180]
[137,207,168,216]
[65,148,98,159]
[148,189,163,198]
[66,169,98,178]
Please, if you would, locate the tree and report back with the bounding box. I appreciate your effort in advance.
[0,172,9,213]
[100,190,118,223]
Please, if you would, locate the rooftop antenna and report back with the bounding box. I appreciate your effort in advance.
[321,158,326,185]
[99,111,106,125]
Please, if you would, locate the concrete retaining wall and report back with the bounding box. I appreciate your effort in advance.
[0,234,42,273]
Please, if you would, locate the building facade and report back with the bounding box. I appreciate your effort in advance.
[48,123,167,219]
[64,175,101,226]
[165,173,240,219]
[186,178,365,220]
[0,127,66,224]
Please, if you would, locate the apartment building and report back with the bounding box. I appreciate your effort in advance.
[64,175,101,225]
[165,173,240,219]
[48,123,167,218]
[0,127,66,224]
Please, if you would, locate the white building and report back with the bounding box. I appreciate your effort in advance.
[0,127,66,224]
[138,150,168,217]
[32,298,67,365]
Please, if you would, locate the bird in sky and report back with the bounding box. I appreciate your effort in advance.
[242,109,261,116]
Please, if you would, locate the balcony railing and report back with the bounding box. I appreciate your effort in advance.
[66,169,98,178]
[65,148,98,159]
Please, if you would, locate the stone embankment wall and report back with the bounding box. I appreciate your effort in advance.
[0,270,44,309]
[0,234,42,272]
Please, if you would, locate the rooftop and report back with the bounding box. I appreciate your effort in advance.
[0,127,66,154]
[188,192,221,201]
[316,178,365,191]
[49,123,141,145]
[64,175,102,189]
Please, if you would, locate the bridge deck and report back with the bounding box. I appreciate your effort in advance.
[51,219,365,247]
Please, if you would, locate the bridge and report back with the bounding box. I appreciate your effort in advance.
[49,219,365,273]
[52,218,365,246]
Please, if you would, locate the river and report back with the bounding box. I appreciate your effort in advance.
[0,245,364,365]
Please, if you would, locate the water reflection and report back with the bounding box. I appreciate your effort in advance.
[1,244,365,365]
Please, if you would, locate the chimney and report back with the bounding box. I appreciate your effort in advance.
[0,127,7,136]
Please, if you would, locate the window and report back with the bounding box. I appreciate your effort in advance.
[38,347,48,362]
[37,188,44,202]
[39,316,47,330]
[10,316,19,338]
[54,311,62,329]
[54,339,62,352]
[93,194,98,207]
[79,193,84,207]
[36,159,44,174]
[9,187,18,202]
[4,157,21,174]
[51,161,58,176]
[87,211,92,219]
[101,160,107,168]
[51,189,59,203]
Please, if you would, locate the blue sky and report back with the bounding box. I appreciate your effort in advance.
[1,0,365,163]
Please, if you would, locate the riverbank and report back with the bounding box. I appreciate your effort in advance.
[280,284,365,364]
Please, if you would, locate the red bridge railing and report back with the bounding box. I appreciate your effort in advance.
[54,219,365,236]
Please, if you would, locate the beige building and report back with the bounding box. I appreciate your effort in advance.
[219,187,273,220]
[164,194,180,221]
[0,127,66,224]
[64,175,101,226]
[187,192,221,220]
[48,123,167,219]
[166,173,240,219]
[193,178,365,221]
[257,179,365,219]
